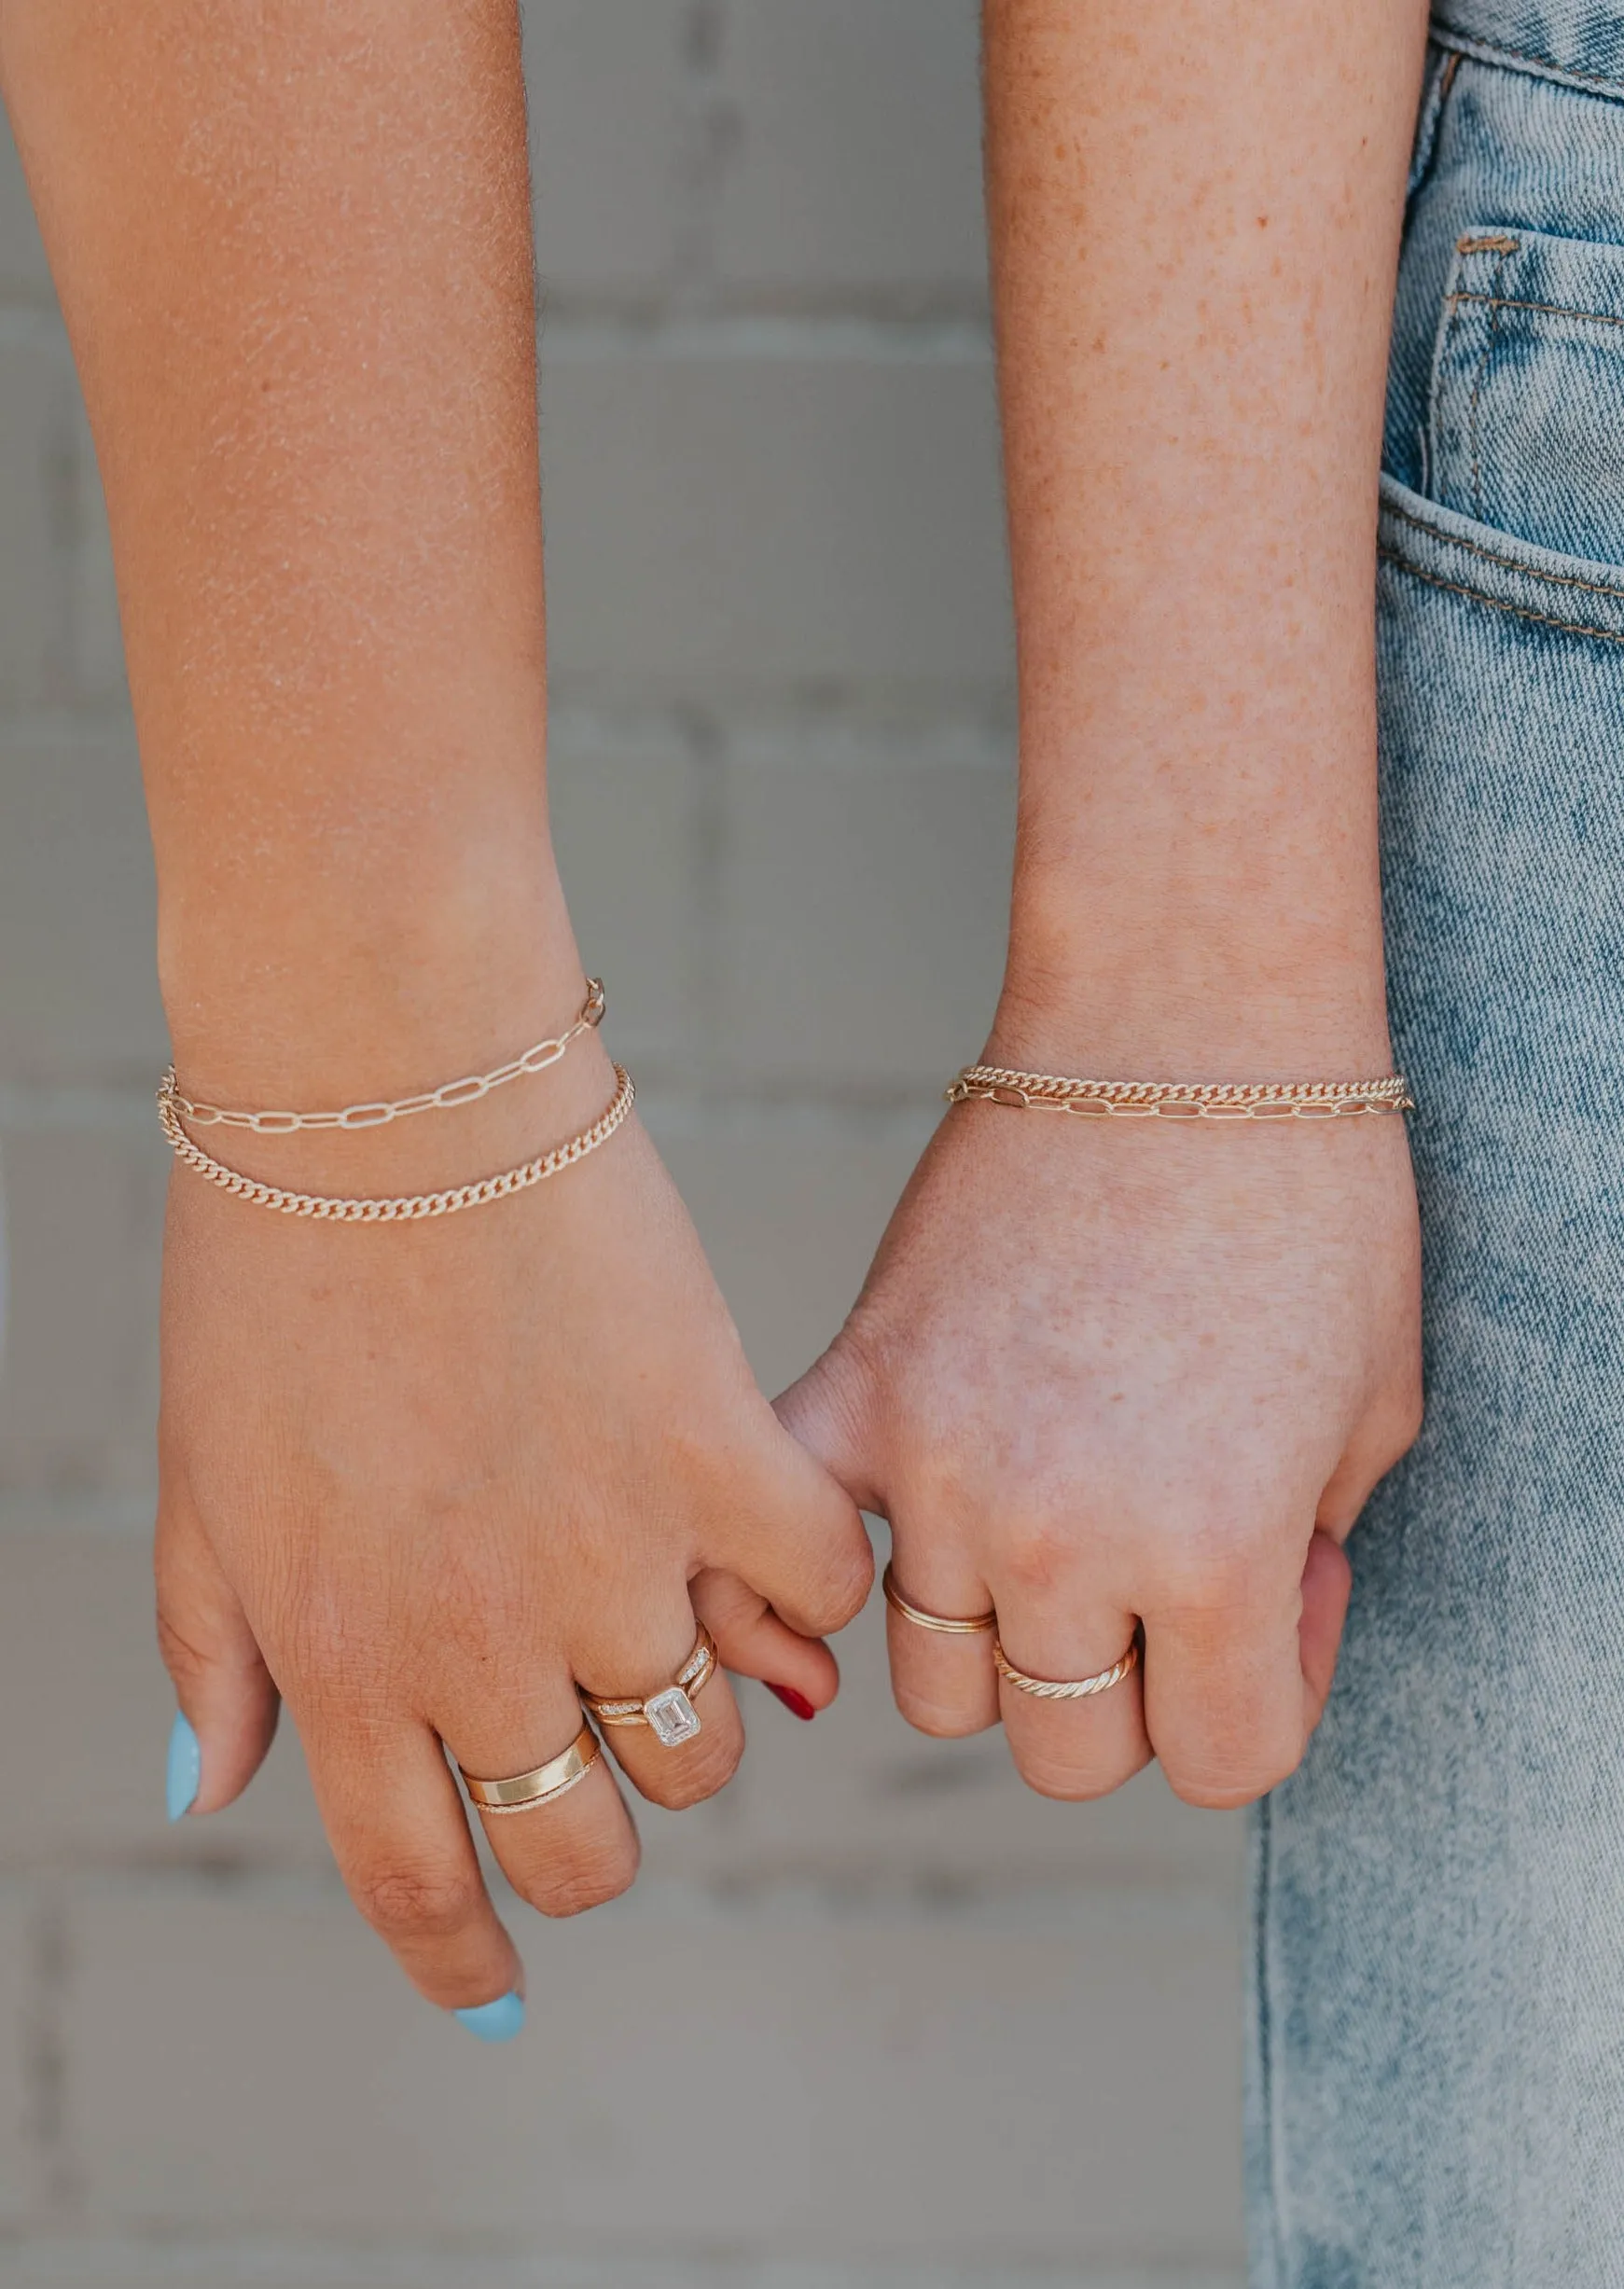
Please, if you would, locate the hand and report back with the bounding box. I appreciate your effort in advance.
[779,1073,1421,1807]
[156,1024,871,2018]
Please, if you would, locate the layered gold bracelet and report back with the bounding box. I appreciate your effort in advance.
[164,979,606,1133]
[156,979,632,1220]
[948,1064,1414,1121]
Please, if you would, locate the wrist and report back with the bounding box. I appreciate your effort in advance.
[157,881,618,1207]
[158,833,585,1108]
[996,881,1393,1080]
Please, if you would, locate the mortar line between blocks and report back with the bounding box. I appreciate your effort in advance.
[0,2230,1247,2286]
[669,0,733,313]
[21,1882,78,2220]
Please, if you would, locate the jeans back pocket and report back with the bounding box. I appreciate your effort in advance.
[1428,228,1624,566]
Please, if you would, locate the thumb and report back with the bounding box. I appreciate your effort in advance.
[773,1335,883,1517]
[155,1485,280,1820]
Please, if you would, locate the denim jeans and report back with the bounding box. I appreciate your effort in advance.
[1246,6,1624,2282]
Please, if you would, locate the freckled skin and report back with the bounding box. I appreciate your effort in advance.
[779,0,1429,1807]
[0,1,874,2013]
[2,2,559,1099]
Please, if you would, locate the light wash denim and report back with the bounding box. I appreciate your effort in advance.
[1247,6,1624,2282]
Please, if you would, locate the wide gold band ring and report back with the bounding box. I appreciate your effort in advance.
[992,1632,1141,1701]
[579,1623,717,1747]
[460,1720,602,1814]
[881,1561,996,1636]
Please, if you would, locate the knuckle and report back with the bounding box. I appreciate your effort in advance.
[641,1727,744,1810]
[527,1841,639,1921]
[1154,1522,1270,1613]
[155,1607,216,1693]
[1380,1383,1426,1464]
[885,1445,997,1545]
[1013,1749,1138,1804]
[690,1570,764,1638]
[996,1505,1083,1598]
[351,1859,485,1943]
[894,1686,999,1741]
[805,1541,877,1632]
[1166,1738,1303,1810]
[279,1586,360,1688]
[787,1577,867,1643]
[1167,1771,1272,1811]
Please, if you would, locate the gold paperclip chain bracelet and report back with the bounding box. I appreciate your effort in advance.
[164,979,606,1134]
[156,978,633,1220]
[158,1065,635,1222]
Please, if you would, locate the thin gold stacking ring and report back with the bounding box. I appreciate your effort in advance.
[992,1632,1141,1700]
[881,1561,996,1636]
[460,1720,602,1814]
[580,1624,717,1746]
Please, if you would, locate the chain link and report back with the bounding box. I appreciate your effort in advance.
[948,1065,1414,1120]
[157,1064,635,1221]
[165,979,606,1133]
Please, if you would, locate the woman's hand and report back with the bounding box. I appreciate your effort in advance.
[158,1023,870,2019]
[779,1079,1420,1806]
[776,0,1430,1808]
[1,1,870,2026]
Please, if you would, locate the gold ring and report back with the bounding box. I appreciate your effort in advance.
[579,1623,717,1746]
[992,1631,1141,1700]
[881,1561,996,1636]
[460,1720,601,1813]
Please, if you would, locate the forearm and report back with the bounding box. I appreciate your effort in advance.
[0,1,569,1103]
[983,0,1430,1071]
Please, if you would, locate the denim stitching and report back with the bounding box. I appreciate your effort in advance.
[1430,21,1624,97]
[1450,290,1624,329]
[1467,250,1513,520]
[1383,498,1624,601]
[1426,252,1471,504]
[1379,546,1624,645]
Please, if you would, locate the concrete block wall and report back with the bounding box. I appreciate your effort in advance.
[0,8,1247,2284]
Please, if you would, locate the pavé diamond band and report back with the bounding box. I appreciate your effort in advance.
[580,1623,717,1747]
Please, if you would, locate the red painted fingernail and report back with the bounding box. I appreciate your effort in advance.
[766,1683,816,1721]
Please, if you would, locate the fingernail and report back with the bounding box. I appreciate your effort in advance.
[453,1990,525,2044]
[165,1710,201,1823]
[766,1683,816,1722]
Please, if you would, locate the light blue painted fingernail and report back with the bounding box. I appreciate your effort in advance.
[453,1990,525,2044]
[165,1710,201,1823]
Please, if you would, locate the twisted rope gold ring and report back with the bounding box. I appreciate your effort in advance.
[992,1632,1141,1700]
